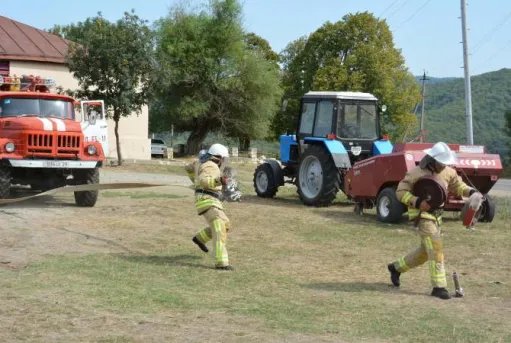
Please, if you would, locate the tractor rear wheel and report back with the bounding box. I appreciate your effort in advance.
[376,187,405,223]
[0,167,11,199]
[297,144,340,207]
[73,168,99,207]
[253,163,279,198]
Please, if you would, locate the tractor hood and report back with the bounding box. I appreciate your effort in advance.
[0,117,82,132]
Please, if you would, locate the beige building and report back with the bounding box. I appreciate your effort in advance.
[0,15,150,160]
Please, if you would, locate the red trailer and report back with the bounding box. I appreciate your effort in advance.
[344,143,503,223]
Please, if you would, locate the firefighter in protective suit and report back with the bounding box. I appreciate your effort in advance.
[387,142,481,299]
[184,144,234,271]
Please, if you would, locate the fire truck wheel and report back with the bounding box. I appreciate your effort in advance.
[0,167,11,199]
[376,187,405,223]
[479,194,496,223]
[74,168,99,207]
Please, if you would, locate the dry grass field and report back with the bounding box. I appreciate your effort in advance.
[1,162,510,342]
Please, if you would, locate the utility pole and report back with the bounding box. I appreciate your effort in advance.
[461,0,474,144]
[419,70,429,143]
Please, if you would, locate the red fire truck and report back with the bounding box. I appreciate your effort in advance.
[0,74,105,206]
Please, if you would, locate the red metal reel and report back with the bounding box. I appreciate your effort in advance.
[412,175,447,210]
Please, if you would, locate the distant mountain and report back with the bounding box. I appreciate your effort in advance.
[414,68,511,163]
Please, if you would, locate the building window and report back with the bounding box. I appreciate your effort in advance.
[0,61,9,76]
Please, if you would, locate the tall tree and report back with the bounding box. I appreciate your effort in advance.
[150,0,282,154]
[50,11,154,165]
[233,32,281,150]
[269,37,308,140]
[273,12,421,140]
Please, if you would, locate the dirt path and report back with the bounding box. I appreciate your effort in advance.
[0,168,195,269]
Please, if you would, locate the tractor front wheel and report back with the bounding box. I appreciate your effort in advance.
[73,168,99,207]
[253,163,279,198]
[376,187,405,223]
[297,144,340,207]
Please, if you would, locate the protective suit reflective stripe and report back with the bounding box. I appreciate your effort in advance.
[401,192,414,205]
[213,219,228,265]
[424,237,446,287]
[196,199,223,212]
[397,256,410,272]
[407,208,442,224]
[198,228,211,243]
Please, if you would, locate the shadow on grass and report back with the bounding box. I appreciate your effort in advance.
[241,194,355,208]
[118,254,213,270]
[302,281,424,296]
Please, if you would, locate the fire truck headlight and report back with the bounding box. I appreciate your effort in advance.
[87,144,97,155]
[5,142,15,153]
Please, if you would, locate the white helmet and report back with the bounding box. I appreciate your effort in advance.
[208,143,229,158]
[423,142,457,165]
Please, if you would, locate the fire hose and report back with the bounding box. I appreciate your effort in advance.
[0,170,243,205]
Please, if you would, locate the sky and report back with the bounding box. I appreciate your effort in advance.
[2,0,510,78]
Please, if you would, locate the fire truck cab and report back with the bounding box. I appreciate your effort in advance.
[0,74,105,207]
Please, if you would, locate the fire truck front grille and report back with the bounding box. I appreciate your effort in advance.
[27,133,81,155]
[58,135,81,149]
[28,134,53,153]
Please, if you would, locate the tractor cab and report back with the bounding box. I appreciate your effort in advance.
[294,91,391,165]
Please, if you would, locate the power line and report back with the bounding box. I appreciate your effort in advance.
[471,10,511,55]
[379,0,400,18]
[395,0,434,30]
[473,38,511,73]
[386,0,409,21]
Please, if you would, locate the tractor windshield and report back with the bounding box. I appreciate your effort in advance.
[338,103,378,139]
[0,97,75,120]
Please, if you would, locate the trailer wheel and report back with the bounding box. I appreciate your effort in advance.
[297,144,340,207]
[73,168,99,207]
[0,167,11,199]
[253,163,279,198]
[479,194,496,223]
[376,187,405,223]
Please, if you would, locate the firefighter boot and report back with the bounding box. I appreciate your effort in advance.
[431,287,452,300]
[192,237,209,253]
[215,265,234,271]
[388,263,401,287]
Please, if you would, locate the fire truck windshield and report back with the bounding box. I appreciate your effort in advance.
[0,98,74,120]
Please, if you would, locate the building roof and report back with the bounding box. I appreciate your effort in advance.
[0,16,69,64]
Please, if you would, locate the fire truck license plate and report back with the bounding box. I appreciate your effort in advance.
[43,161,70,168]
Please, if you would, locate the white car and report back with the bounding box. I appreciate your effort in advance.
[151,138,168,158]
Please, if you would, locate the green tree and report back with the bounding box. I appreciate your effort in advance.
[273,12,421,140]
[232,32,281,150]
[150,0,282,154]
[269,37,308,140]
[50,11,154,165]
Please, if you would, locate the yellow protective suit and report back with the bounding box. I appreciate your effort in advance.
[391,165,474,288]
[185,159,231,267]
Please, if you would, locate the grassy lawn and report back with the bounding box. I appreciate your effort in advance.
[1,163,510,342]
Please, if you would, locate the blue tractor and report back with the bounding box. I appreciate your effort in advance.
[253,91,392,207]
